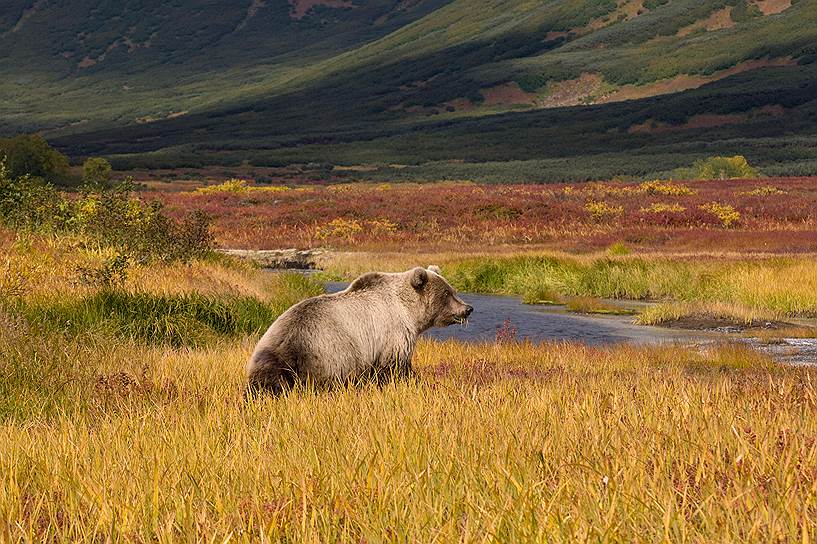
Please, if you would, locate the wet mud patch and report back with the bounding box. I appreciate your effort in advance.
[657,316,793,334]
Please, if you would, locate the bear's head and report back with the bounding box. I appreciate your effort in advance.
[409,265,473,331]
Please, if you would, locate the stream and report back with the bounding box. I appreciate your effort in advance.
[324,282,817,366]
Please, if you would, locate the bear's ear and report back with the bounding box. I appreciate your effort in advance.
[410,267,428,289]
[427,265,443,276]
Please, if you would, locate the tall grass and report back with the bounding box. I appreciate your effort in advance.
[0,229,322,419]
[3,230,817,540]
[2,337,816,541]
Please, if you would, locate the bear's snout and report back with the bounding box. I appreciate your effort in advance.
[453,303,473,322]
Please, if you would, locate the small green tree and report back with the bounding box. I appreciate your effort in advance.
[692,155,759,180]
[83,157,113,189]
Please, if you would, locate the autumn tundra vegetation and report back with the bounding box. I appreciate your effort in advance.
[1,145,817,540]
[4,0,817,538]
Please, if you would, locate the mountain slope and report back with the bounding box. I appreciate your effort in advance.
[2,0,817,180]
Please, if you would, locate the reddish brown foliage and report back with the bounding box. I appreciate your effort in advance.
[148,177,817,253]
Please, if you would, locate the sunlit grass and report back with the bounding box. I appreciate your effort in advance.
[3,230,817,541]
[3,336,815,541]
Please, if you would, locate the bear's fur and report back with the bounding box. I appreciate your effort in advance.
[246,266,472,394]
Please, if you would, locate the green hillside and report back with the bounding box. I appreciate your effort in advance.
[2,0,817,181]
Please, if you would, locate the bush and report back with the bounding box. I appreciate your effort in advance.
[739,185,785,196]
[691,155,759,180]
[0,161,65,229]
[699,202,741,227]
[195,178,290,195]
[0,165,213,263]
[638,180,695,196]
[640,202,686,213]
[585,200,623,222]
[74,254,130,290]
[731,0,762,22]
[73,181,214,263]
[0,134,73,186]
[82,157,113,189]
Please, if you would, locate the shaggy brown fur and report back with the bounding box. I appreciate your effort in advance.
[246,266,472,394]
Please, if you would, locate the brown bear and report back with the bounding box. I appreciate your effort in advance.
[246,266,472,394]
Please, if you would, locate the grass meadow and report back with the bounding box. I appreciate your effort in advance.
[2,228,817,541]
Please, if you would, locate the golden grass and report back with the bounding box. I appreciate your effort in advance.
[3,337,817,541]
[0,231,292,304]
[3,230,817,541]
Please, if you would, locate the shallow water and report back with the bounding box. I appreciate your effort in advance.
[325,283,712,345]
[324,282,817,365]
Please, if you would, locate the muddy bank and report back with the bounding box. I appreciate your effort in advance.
[656,316,792,334]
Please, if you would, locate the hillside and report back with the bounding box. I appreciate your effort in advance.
[2,0,817,181]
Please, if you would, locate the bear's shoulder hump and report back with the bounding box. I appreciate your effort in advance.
[347,272,386,293]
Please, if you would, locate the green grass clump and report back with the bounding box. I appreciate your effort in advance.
[444,255,706,302]
[12,272,322,347]
[18,291,278,347]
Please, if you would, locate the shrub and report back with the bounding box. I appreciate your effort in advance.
[731,0,762,22]
[699,202,741,228]
[0,165,213,263]
[640,202,686,213]
[0,134,73,186]
[82,157,113,189]
[75,254,130,290]
[195,178,290,195]
[316,218,364,240]
[74,181,214,262]
[691,155,759,180]
[585,200,623,222]
[0,163,64,229]
[196,178,251,194]
[367,218,399,235]
[739,185,785,196]
[638,180,695,196]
